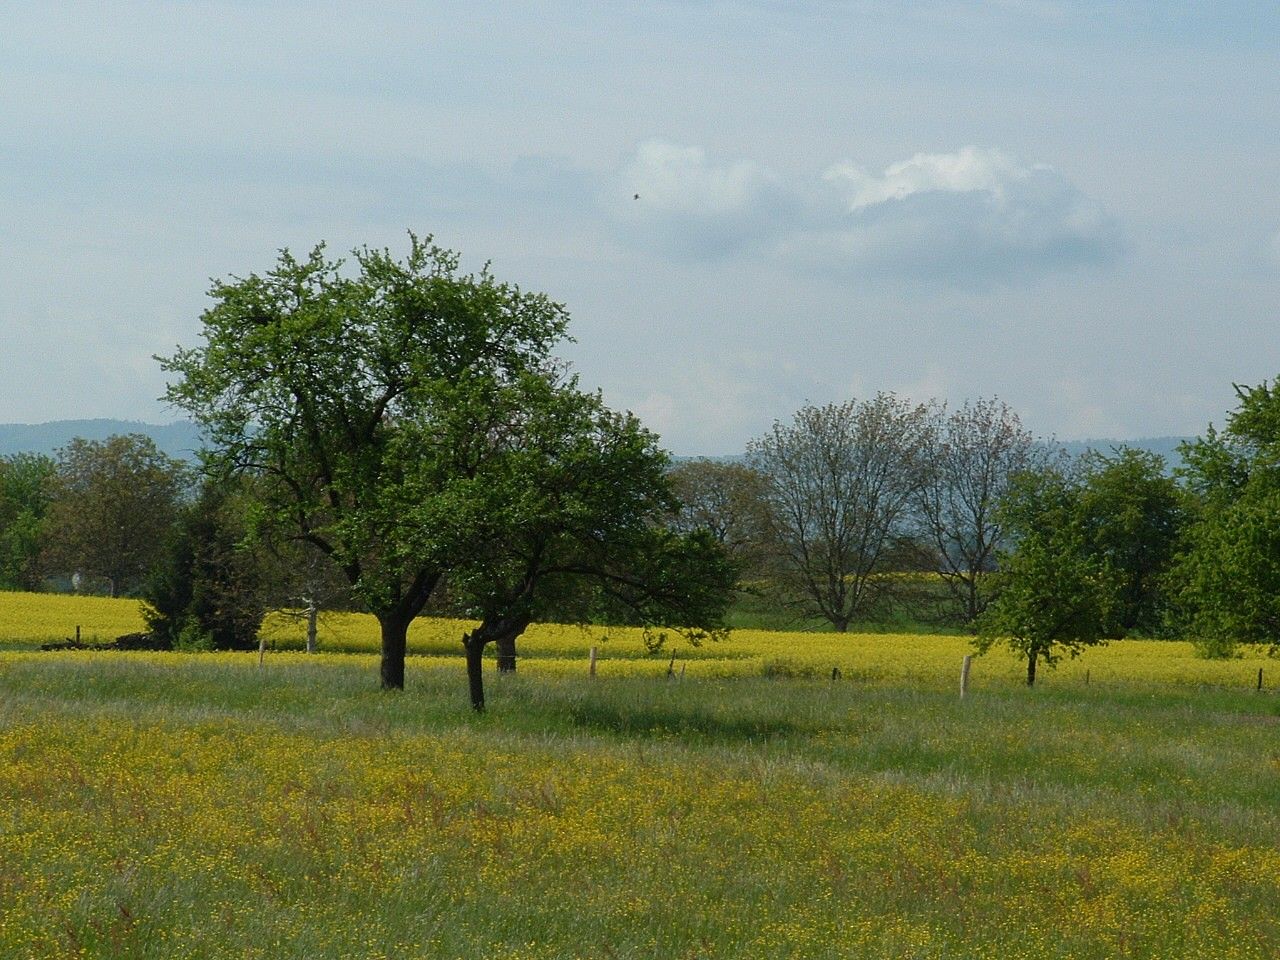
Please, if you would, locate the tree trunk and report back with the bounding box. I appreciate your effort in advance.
[966,578,980,624]
[379,615,409,690]
[464,635,486,711]
[464,615,530,707]
[1026,651,1037,686]
[305,600,318,654]
[496,631,518,673]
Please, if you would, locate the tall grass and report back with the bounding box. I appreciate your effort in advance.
[1,650,1278,958]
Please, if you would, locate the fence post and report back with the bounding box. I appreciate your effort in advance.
[960,655,972,699]
[1258,668,1264,692]
[589,646,597,678]
[667,652,676,679]
[75,625,81,644]
[258,634,266,668]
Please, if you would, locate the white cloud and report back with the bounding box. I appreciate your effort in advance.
[808,145,1120,281]
[825,146,1028,209]
[607,141,1120,283]
[606,140,794,259]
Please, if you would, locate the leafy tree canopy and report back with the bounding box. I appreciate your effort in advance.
[976,467,1110,685]
[160,235,570,689]
[1171,376,1280,656]
[42,435,189,597]
[0,453,55,591]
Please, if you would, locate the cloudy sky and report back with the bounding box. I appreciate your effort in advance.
[3,1,1278,454]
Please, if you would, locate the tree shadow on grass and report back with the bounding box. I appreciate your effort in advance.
[565,699,806,743]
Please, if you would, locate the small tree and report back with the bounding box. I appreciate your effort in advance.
[43,435,189,597]
[976,468,1108,685]
[748,395,933,631]
[257,536,355,653]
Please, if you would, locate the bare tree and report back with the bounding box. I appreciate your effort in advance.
[913,398,1046,625]
[748,395,934,632]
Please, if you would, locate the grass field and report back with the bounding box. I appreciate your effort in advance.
[2,592,1279,958]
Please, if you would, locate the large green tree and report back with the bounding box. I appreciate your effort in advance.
[437,379,735,708]
[160,236,569,689]
[43,435,189,597]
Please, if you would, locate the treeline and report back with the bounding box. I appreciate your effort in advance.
[2,233,1276,702]
[670,380,1280,678]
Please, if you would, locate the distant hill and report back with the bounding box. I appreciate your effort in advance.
[1053,436,1191,468]
[0,419,205,461]
[676,437,1195,469]
[4,422,1195,471]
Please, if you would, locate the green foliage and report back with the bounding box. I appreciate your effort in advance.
[0,453,54,590]
[157,234,731,702]
[42,435,189,597]
[1170,377,1280,657]
[1172,487,1280,657]
[1075,447,1182,637]
[977,468,1109,684]
[159,235,570,688]
[142,481,266,651]
[425,375,736,704]
[174,617,218,652]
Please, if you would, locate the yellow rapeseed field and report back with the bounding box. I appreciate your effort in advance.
[1,589,1274,692]
[0,589,147,644]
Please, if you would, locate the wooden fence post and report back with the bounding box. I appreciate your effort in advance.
[666,652,676,679]
[960,655,972,699]
[258,634,266,668]
[1258,668,1264,692]
[589,646,597,678]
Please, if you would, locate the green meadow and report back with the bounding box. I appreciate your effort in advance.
[1,609,1279,959]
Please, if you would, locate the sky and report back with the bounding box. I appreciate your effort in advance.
[2,1,1278,455]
